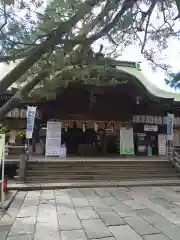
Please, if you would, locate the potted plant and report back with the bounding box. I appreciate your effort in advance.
[16,131,26,145]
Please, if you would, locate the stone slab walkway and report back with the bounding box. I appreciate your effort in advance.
[1,186,180,239]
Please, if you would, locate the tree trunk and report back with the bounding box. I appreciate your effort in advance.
[0,71,48,120]
[0,0,101,94]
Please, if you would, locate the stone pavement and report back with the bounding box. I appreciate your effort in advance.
[1,186,180,239]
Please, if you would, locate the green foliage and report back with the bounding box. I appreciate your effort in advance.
[165,72,180,89]
[1,0,180,94]
[0,0,179,64]
[0,0,44,58]
[0,124,8,134]
[33,0,83,35]
[0,125,25,137]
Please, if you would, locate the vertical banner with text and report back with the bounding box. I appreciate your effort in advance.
[26,106,37,139]
[167,113,174,141]
[0,134,5,210]
[0,134,5,166]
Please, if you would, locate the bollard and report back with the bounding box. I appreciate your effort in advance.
[19,153,28,181]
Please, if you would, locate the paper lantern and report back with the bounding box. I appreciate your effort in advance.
[94,122,98,131]
[82,122,86,132]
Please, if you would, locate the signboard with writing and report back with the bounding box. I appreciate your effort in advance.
[120,127,134,155]
[45,121,61,156]
[144,125,158,132]
[158,134,167,156]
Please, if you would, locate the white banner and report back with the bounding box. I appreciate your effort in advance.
[0,134,5,166]
[0,134,5,210]
[167,113,174,141]
[26,106,37,139]
[45,121,61,156]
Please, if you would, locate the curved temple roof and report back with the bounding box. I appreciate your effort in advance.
[1,60,180,102]
[116,65,180,102]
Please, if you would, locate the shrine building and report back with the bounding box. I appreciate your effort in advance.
[1,61,180,157]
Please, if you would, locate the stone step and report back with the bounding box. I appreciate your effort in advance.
[25,171,179,178]
[26,174,179,178]
[27,163,171,169]
[24,166,177,172]
[25,169,177,174]
[27,161,170,165]
[25,175,179,182]
[26,167,177,173]
[7,179,180,190]
[27,167,173,172]
[22,159,178,183]
[27,161,169,165]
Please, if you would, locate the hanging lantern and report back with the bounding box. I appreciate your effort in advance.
[69,121,72,128]
[94,122,98,131]
[65,122,69,132]
[82,122,86,132]
[136,96,141,104]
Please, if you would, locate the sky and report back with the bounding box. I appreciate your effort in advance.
[92,36,180,93]
[120,43,180,93]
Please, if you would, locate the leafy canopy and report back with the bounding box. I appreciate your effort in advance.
[1,0,180,94]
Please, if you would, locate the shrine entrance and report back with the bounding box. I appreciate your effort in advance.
[41,121,123,157]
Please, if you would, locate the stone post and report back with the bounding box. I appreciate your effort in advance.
[19,152,28,181]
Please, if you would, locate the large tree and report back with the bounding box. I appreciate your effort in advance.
[0,0,180,119]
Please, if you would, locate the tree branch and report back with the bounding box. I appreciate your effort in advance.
[141,1,157,53]
[88,0,138,43]
[0,0,102,94]
[0,71,48,120]
[0,2,7,31]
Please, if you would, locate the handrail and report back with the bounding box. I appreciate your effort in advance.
[4,145,29,181]
[4,144,29,161]
[5,145,26,149]
[168,147,180,172]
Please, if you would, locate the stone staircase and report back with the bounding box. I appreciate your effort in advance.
[22,159,180,183]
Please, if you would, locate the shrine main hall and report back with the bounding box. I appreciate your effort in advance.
[1,61,180,157]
